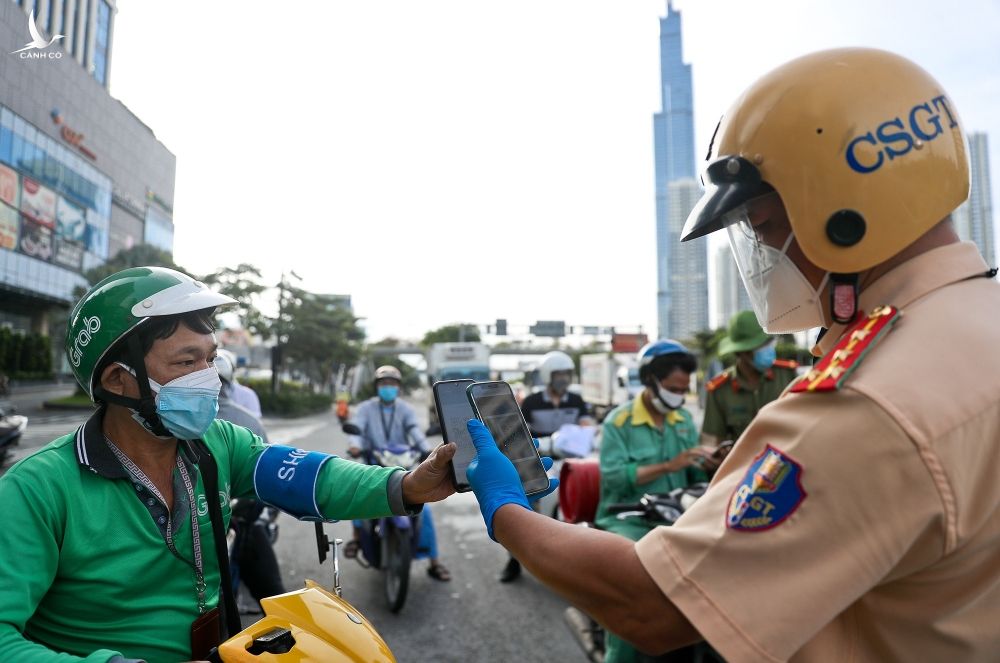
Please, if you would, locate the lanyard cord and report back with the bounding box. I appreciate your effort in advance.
[379,403,397,443]
[106,439,207,613]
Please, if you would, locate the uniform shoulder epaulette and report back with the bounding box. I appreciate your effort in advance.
[790,305,901,393]
[706,372,731,392]
[772,359,798,370]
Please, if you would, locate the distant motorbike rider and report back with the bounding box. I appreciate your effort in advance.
[215,349,286,610]
[345,365,452,582]
[499,351,595,583]
[215,347,262,417]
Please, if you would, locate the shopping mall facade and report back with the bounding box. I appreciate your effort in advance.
[0,0,175,372]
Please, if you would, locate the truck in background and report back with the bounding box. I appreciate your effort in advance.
[425,342,491,435]
[580,353,642,422]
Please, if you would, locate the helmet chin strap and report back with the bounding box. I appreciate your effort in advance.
[94,334,173,438]
[829,273,859,325]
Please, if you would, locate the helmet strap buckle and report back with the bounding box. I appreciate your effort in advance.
[830,273,859,325]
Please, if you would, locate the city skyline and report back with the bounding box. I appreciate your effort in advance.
[103,1,1000,343]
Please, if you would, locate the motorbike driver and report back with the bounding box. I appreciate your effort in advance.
[345,365,452,582]
[463,48,1000,662]
[214,349,286,611]
[499,350,595,583]
[0,267,457,663]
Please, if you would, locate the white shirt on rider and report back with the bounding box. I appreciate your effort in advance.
[350,397,430,454]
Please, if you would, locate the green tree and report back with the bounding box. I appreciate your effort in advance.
[421,324,481,346]
[77,244,187,295]
[201,263,271,338]
[281,288,366,389]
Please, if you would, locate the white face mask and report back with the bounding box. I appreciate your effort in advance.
[727,218,830,333]
[649,384,685,413]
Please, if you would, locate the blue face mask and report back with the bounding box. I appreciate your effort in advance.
[119,363,221,440]
[378,385,399,403]
[752,343,777,372]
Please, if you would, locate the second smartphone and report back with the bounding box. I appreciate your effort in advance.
[431,379,478,492]
[466,380,550,496]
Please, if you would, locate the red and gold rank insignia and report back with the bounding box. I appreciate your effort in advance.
[791,305,901,393]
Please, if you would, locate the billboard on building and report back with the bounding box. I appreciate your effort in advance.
[53,238,84,270]
[86,207,109,258]
[0,164,18,208]
[18,216,53,261]
[0,203,18,249]
[20,177,56,228]
[56,196,86,243]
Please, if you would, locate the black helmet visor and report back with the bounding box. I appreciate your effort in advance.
[680,156,771,242]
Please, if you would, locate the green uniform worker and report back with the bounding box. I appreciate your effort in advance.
[0,267,457,663]
[594,340,715,663]
[701,310,798,443]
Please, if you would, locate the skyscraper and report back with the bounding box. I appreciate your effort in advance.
[953,132,995,266]
[715,243,752,329]
[653,2,706,340]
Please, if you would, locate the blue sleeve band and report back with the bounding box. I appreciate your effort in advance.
[253,445,334,521]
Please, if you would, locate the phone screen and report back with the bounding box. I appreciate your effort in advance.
[432,379,477,492]
[467,381,550,495]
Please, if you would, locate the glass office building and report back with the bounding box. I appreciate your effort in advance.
[1,0,176,369]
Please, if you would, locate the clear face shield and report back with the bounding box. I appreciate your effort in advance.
[724,195,830,333]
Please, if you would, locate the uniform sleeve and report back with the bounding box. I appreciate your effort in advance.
[401,402,430,453]
[221,418,400,521]
[634,390,944,663]
[0,466,124,662]
[700,388,727,438]
[598,417,639,500]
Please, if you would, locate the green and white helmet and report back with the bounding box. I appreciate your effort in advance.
[66,266,236,400]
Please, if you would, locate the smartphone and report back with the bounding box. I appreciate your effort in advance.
[466,381,550,496]
[432,379,477,492]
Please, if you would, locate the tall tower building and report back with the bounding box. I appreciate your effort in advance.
[666,179,708,339]
[953,132,995,266]
[652,2,706,340]
[715,243,752,329]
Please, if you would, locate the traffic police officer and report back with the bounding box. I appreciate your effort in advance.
[701,310,798,445]
[462,48,1000,662]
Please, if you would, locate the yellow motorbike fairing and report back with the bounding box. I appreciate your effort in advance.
[217,580,396,662]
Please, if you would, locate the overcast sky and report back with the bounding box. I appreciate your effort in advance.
[110,0,1000,342]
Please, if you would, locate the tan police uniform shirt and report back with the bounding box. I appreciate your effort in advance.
[635,242,1000,662]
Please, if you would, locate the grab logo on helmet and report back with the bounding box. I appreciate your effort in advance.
[845,95,959,174]
[68,316,101,367]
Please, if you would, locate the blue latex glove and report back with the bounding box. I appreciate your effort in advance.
[466,419,559,541]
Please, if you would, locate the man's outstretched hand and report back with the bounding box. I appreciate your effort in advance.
[466,419,558,540]
[401,442,457,504]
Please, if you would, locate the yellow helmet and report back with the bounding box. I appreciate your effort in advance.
[681,48,970,274]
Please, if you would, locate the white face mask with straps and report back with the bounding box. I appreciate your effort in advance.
[649,384,685,413]
[726,213,830,333]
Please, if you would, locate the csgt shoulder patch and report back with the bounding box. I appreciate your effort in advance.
[726,445,806,532]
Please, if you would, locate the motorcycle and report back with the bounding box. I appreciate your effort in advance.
[558,459,722,663]
[227,498,284,613]
[0,402,28,468]
[208,527,396,662]
[341,422,424,613]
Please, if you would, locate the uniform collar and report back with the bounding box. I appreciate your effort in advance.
[74,406,197,478]
[815,242,988,356]
[631,393,684,427]
[728,365,774,393]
